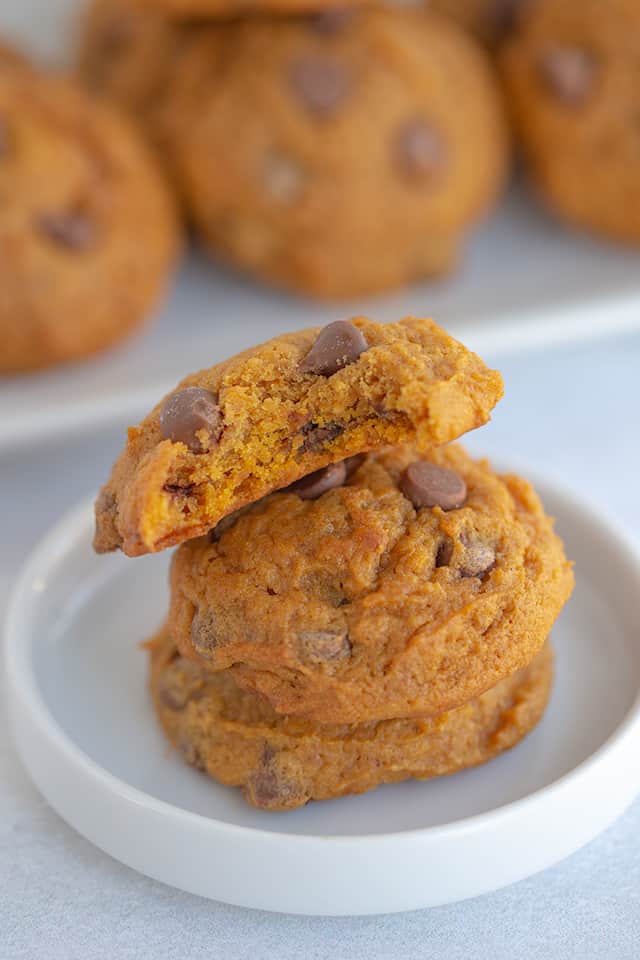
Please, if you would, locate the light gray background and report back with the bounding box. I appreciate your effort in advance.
[2,332,639,959]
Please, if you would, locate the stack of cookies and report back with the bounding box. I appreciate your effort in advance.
[78,0,510,298]
[94,317,574,810]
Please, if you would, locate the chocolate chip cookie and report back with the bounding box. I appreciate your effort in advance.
[93,316,503,556]
[77,0,197,151]
[169,443,573,724]
[0,62,179,373]
[163,7,509,297]
[150,623,554,810]
[502,0,640,244]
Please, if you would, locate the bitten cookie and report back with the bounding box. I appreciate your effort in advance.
[502,0,640,244]
[0,63,179,373]
[169,443,573,724]
[164,7,509,298]
[150,624,554,811]
[93,317,503,556]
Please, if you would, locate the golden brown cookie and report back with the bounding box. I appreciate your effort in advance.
[93,317,503,556]
[164,8,509,298]
[0,64,179,374]
[150,624,554,811]
[130,0,367,15]
[502,0,640,244]
[169,443,573,724]
[76,0,196,149]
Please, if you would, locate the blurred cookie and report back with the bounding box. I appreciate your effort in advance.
[502,0,640,243]
[169,443,573,724]
[431,0,529,48]
[77,0,196,149]
[0,64,179,373]
[164,7,509,298]
[129,0,366,15]
[93,316,503,556]
[150,624,554,810]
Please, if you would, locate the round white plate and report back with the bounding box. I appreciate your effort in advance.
[5,473,640,915]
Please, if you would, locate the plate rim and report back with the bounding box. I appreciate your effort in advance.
[6,469,640,912]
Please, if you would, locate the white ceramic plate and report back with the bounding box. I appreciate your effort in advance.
[5,471,640,915]
[2,4,640,451]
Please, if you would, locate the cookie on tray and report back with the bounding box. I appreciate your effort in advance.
[93,317,503,556]
[163,7,509,298]
[169,443,573,724]
[502,0,640,244]
[77,0,196,149]
[0,62,179,373]
[150,624,554,810]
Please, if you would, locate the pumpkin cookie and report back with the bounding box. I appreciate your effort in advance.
[169,443,573,724]
[150,624,554,811]
[432,0,528,48]
[93,317,503,556]
[164,7,508,298]
[502,0,640,244]
[77,0,196,149]
[0,64,179,373]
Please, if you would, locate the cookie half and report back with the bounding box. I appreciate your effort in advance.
[94,317,503,556]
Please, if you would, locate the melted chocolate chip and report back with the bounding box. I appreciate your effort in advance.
[400,461,467,511]
[288,461,347,500]
[435,538,454,568]
[300,420,344,452]
[289,57,352,116]
[395,119,447,180]
[190,608,221,656]
[160,387,223,454]
[460,540,495,579]
[299,320,368,376]
[538,46,596,105]
[244,748,307,810]
[299,629,351,664]
[158,657,204,710]
[163,483,195,497]
[37,212,96,250]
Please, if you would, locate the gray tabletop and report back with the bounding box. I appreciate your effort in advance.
[2,333,639,959]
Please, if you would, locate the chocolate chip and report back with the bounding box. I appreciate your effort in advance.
[400,461,467,511]
[299,629,351,664]
[159,657,205,710]
[435,538,454,568]
[310,8,356,34]
[263,153,304,205]
[343,453,365,478]
[289,57,352,116]
[492,0,526,38]
[191,609,221,656]
[160,387,223,453]
[288,461,347,500]
[299,321,368,376]
[538,46,596,105]
[395,119,447,180]
[300,420,344,452]
[460,540,495,579]
[163,483,195,497]
[37,212,96,250]
[244,748,307,810]
[178,735,206,771]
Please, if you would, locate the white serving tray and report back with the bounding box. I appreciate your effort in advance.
[1,2,640,451]
[6,471,640,914]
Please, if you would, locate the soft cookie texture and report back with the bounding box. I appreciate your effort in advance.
[150,624,554,811]
[94,317,503,557]
[163,7,509,298]
[502,0,640,244]
[0,62,179,373]
[169,444,573,723]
